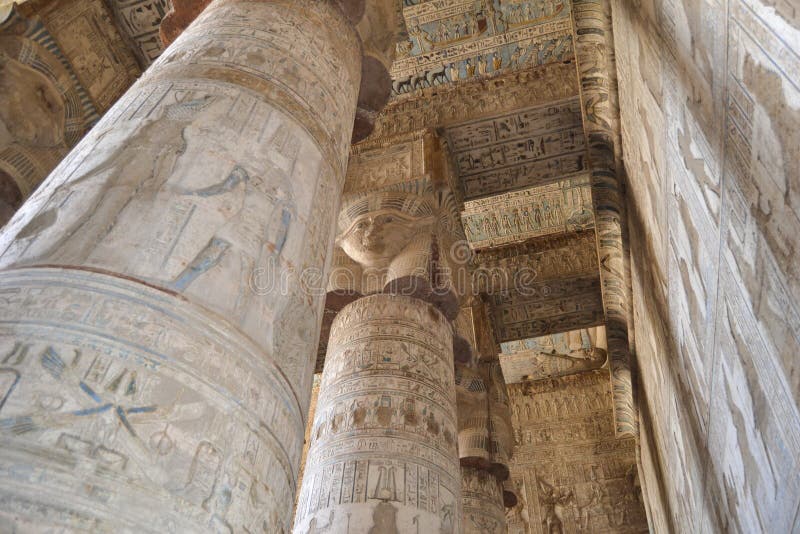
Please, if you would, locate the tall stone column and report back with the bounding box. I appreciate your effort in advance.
[461,466,507,533]
[295,294,461,533]
[452,300,514,534]
[0,1,366,531]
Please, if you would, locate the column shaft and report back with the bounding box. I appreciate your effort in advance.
[0,0,361,531]
[461,466,507,533]
[295,294,461,533]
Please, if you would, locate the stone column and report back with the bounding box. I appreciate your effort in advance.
[455,362,512,534]
[295,294,461,533]
[461,466,507,533]
[452,300,514,534]
[0,0,365,531]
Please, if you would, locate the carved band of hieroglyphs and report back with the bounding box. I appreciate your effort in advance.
[461,176,594,249]
[461,466,506,534]
[446,98,587,199]
[106,0,173,65]
[488,275,605,342]
[506,372,648,532]
[0,268,303,532]
[374,63,580,139]
[295,294,461,534]
[147,0,361,167]
[393,0,574,90]
[572,0,636,438]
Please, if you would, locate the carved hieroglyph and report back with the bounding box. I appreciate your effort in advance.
[506,371,648,533]
[571,0,636,439]
[445,97,587,200]
[106,0,173,66]
[0,0,362,530]
[461,176,594,249]
[295,294,461,534]
[462,465,507,534]
[487,274,605,342]
[500,326,608,382]
[392,0,574,94]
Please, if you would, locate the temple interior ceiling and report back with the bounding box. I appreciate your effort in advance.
[392,0,574,94]
[104,0,172,66]
[0,1,651,531]
[499,326,607,383]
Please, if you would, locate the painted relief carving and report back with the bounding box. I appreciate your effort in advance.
[461,176,594,249]
[295,294,461,534]
[28,0,141,112]
[392,0,574,93]
[0,0,363,530]
[507,372,648,533]
[500,327,608,383]
[106,0,172,66]
[462,465,507,534]
[330,184,466,320]
[487,274,605,342]
[445,98,587,199]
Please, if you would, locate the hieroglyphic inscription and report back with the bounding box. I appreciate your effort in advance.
[500,326,608,383]
[106,0,172,66]
[462,466,507,533]
[488,275,605,342]
[373,62,580,139]
[0,1,362,531]
[472,230,599,294]
[446,98,587,199]
[462,176,594,249]
[506,372,648,533]
[295,295,461,534]
[0,269,305,532]
[393,0,574,92]
[31,0,141,112]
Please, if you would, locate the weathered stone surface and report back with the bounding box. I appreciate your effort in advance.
[506,371,648,534]
[461,176,594,249]
[106,0,172,66]
[462,465,507,534]
[500,326,607,383]
[0,0,362,530]
[295,294,461,534]
[612,0,800,529]
[23,0,141,113]
[445,98,587,200]
[571,0,636,439]
[391,0,574,94]
[487,274,605,342]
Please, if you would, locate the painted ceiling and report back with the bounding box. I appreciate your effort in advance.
[391,0,574,94]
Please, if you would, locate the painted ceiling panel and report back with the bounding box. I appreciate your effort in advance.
[392,0,574,93]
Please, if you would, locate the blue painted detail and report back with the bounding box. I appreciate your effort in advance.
[171,237,231,291]
[116,406,136,436]
[126,406,156,414]
[79,381,103,403]
[71,403,112,417]
[40,347,66,380]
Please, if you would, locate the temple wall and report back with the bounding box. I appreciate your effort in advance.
[611,0,800,530]
[505,371,647,533]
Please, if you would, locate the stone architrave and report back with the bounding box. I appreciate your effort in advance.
[571,0,637,438]
[0,0,366,530]
[295,294,461,534]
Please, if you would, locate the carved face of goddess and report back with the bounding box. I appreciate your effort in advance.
[338,210,420,267]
